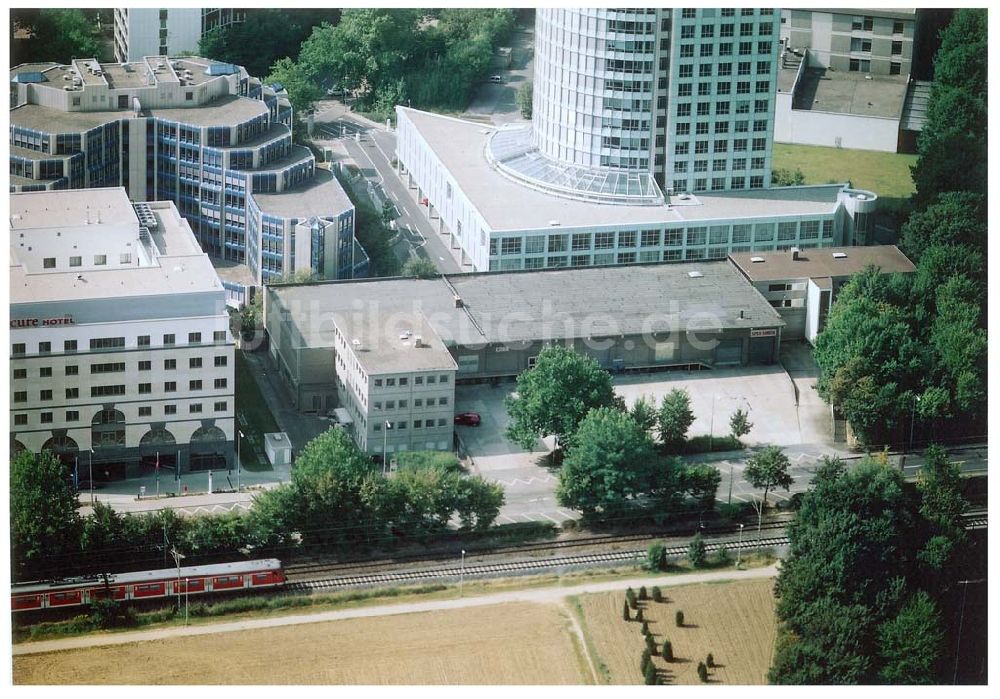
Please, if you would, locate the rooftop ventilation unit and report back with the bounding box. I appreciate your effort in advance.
[414,335,424,348]
[351,338,362,350]
[832,252,847,259]
[548,220,560,226]
[399,330,413,340]
[133,203,158,230]
[750,256,765,263]
[687,271,703,279]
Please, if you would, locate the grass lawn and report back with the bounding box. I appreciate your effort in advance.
[235,350,280,471]
[772,143,917,200]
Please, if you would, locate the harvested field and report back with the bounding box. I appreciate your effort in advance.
[571,578,777,685]
[13,602,587,685]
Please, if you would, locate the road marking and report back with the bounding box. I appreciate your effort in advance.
[539,512,561,524]
[401,206,409,216]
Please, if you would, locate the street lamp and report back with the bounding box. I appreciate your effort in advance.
[236,429,244,492]
[459,549,466,597]
[170,548,185,612]
[736,523,745,568]
[382,421,392,475]
[909,394,921,453]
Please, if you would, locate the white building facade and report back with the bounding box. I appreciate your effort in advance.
[114,7,245,63]
[10,189,235,481]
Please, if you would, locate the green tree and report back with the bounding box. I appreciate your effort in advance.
[644,662,657,685]
[675,610,684,627]
[680,464,721,510]
[877,591,944,684]
[453,476,505,531]
[697,662,708,682]
[556,408,658,517]
[505,346,617,451]
[661,639,673,661]
[657,388,694,453]
[771,168,805,187]
[728,408,753,443]
[646,542,666,571]
[400,257,439,279]
[629,395,658,433]
[743,446,793,507]
[911,9,987,208]
[515,81,533,118]
[688,532,707,568]
[11,450,82,581]
[11,9,103,65]
[899,192,985,261]
[265,57,325,115]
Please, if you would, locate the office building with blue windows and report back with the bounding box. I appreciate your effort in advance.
[10,56,366,299]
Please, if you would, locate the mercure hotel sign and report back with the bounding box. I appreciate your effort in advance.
[10,316,75,328]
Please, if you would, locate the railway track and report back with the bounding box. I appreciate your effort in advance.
[284,509,987,594]
[283,516,797,579]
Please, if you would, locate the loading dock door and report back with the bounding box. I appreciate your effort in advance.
[715,340,742,366]
[749,336,775,364]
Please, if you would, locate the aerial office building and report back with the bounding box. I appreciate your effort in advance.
[395,7,878,273]
[114,8,245,63]
[10,56,366,298]
[9,188,235,480]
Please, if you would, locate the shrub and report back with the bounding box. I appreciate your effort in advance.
[688,532,707,568]
[675,610,685,627]
[626,587,638,610]
[645,634,657,656]
[712,545,732,566]
[641,620,649,636]
[641,648,651,674]
[644,662,657,685]
[697,661,709,682]
[89,598,138,630]
[646,542,666,571]
[635,607,644,622]
[638,585,648,600]
[651,586,663,603]
[706,652,715,668]
[662,640,673,661]
[623,601,630,621]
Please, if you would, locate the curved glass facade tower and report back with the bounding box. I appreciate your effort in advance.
[487,7,780,204]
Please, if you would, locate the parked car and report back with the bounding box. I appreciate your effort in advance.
[489,75,504,84]
[454,412,482,427]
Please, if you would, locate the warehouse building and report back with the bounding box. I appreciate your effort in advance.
[9,188,236,480]
[265,261,784,454]
[729,244,916,343]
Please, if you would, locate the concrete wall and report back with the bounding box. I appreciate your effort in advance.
[774,109,899,152]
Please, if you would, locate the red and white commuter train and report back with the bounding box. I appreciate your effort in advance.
[12,558,286,613]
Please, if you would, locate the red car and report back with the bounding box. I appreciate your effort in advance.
[419,197,429,206]
[454,412,481,426]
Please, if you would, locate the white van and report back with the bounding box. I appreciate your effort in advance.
[489,75,504,84]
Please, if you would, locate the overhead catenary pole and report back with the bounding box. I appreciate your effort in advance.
[736,523,745,568]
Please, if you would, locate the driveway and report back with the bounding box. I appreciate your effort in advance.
[454,383,576,526]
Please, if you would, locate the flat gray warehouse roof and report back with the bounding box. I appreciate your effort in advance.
[268,260,784,358]
[399,107,848,233]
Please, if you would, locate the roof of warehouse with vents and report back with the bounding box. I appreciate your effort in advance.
[729,245,916,282]
[268,260,784,358]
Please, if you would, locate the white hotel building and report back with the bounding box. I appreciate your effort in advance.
[9,188,235,480]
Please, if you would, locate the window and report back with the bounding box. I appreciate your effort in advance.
[70,256,82,267]
[188,332,202,344]
[13,344,25,356]
[165,405,177,415]
[66,387,79,399]
[214,401,227,412]
[13,368,27,380]
[214,378,228,389]
[852,15,874,31]
[893,20,905,35]
[682,8,696,18]
[750,175,764,189]
[720,24,734,37]
[214,355,228,367]
[214,330,226,342]
[677,103,691,117]
[41,412,53,424]
[165,381,177,392]
[94,254,107,266]
[427,375,437,384]
[164,358,176,370]
[439,375,450,384]
[500,237,522,255]
[386,378,396,387]
[138,407,152,417]
[850,38,873,52]
[137,335,151,347]
[849,59,871,73]
[414,376,423,385]
[90,337,125,350]
[190,404,203,414]
[374,379,383,387]
[14,391,27,403]
[43,257,56,269]
[891,41,903,56]
[414,420,423,429]
[91,362,126,374]
[890,62,901,76]
[618,231,637,248]
[38,341,51,354]
[190,357,203,369]
[120,253,132,265]
[14,414,28,426]
[163,334,175,345]
[64,340,77,353]
[139,383,152,394]
[91,385,126,397]
[39,366,53,378]
[701,24,714,38]
[40,389,52,401]
[138,360,151,372]
[190,380,203,391]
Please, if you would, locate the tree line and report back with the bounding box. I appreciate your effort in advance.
[11,429,503,583]
[812,9,987,449]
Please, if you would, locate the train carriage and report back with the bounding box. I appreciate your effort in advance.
[12,558,285,613]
